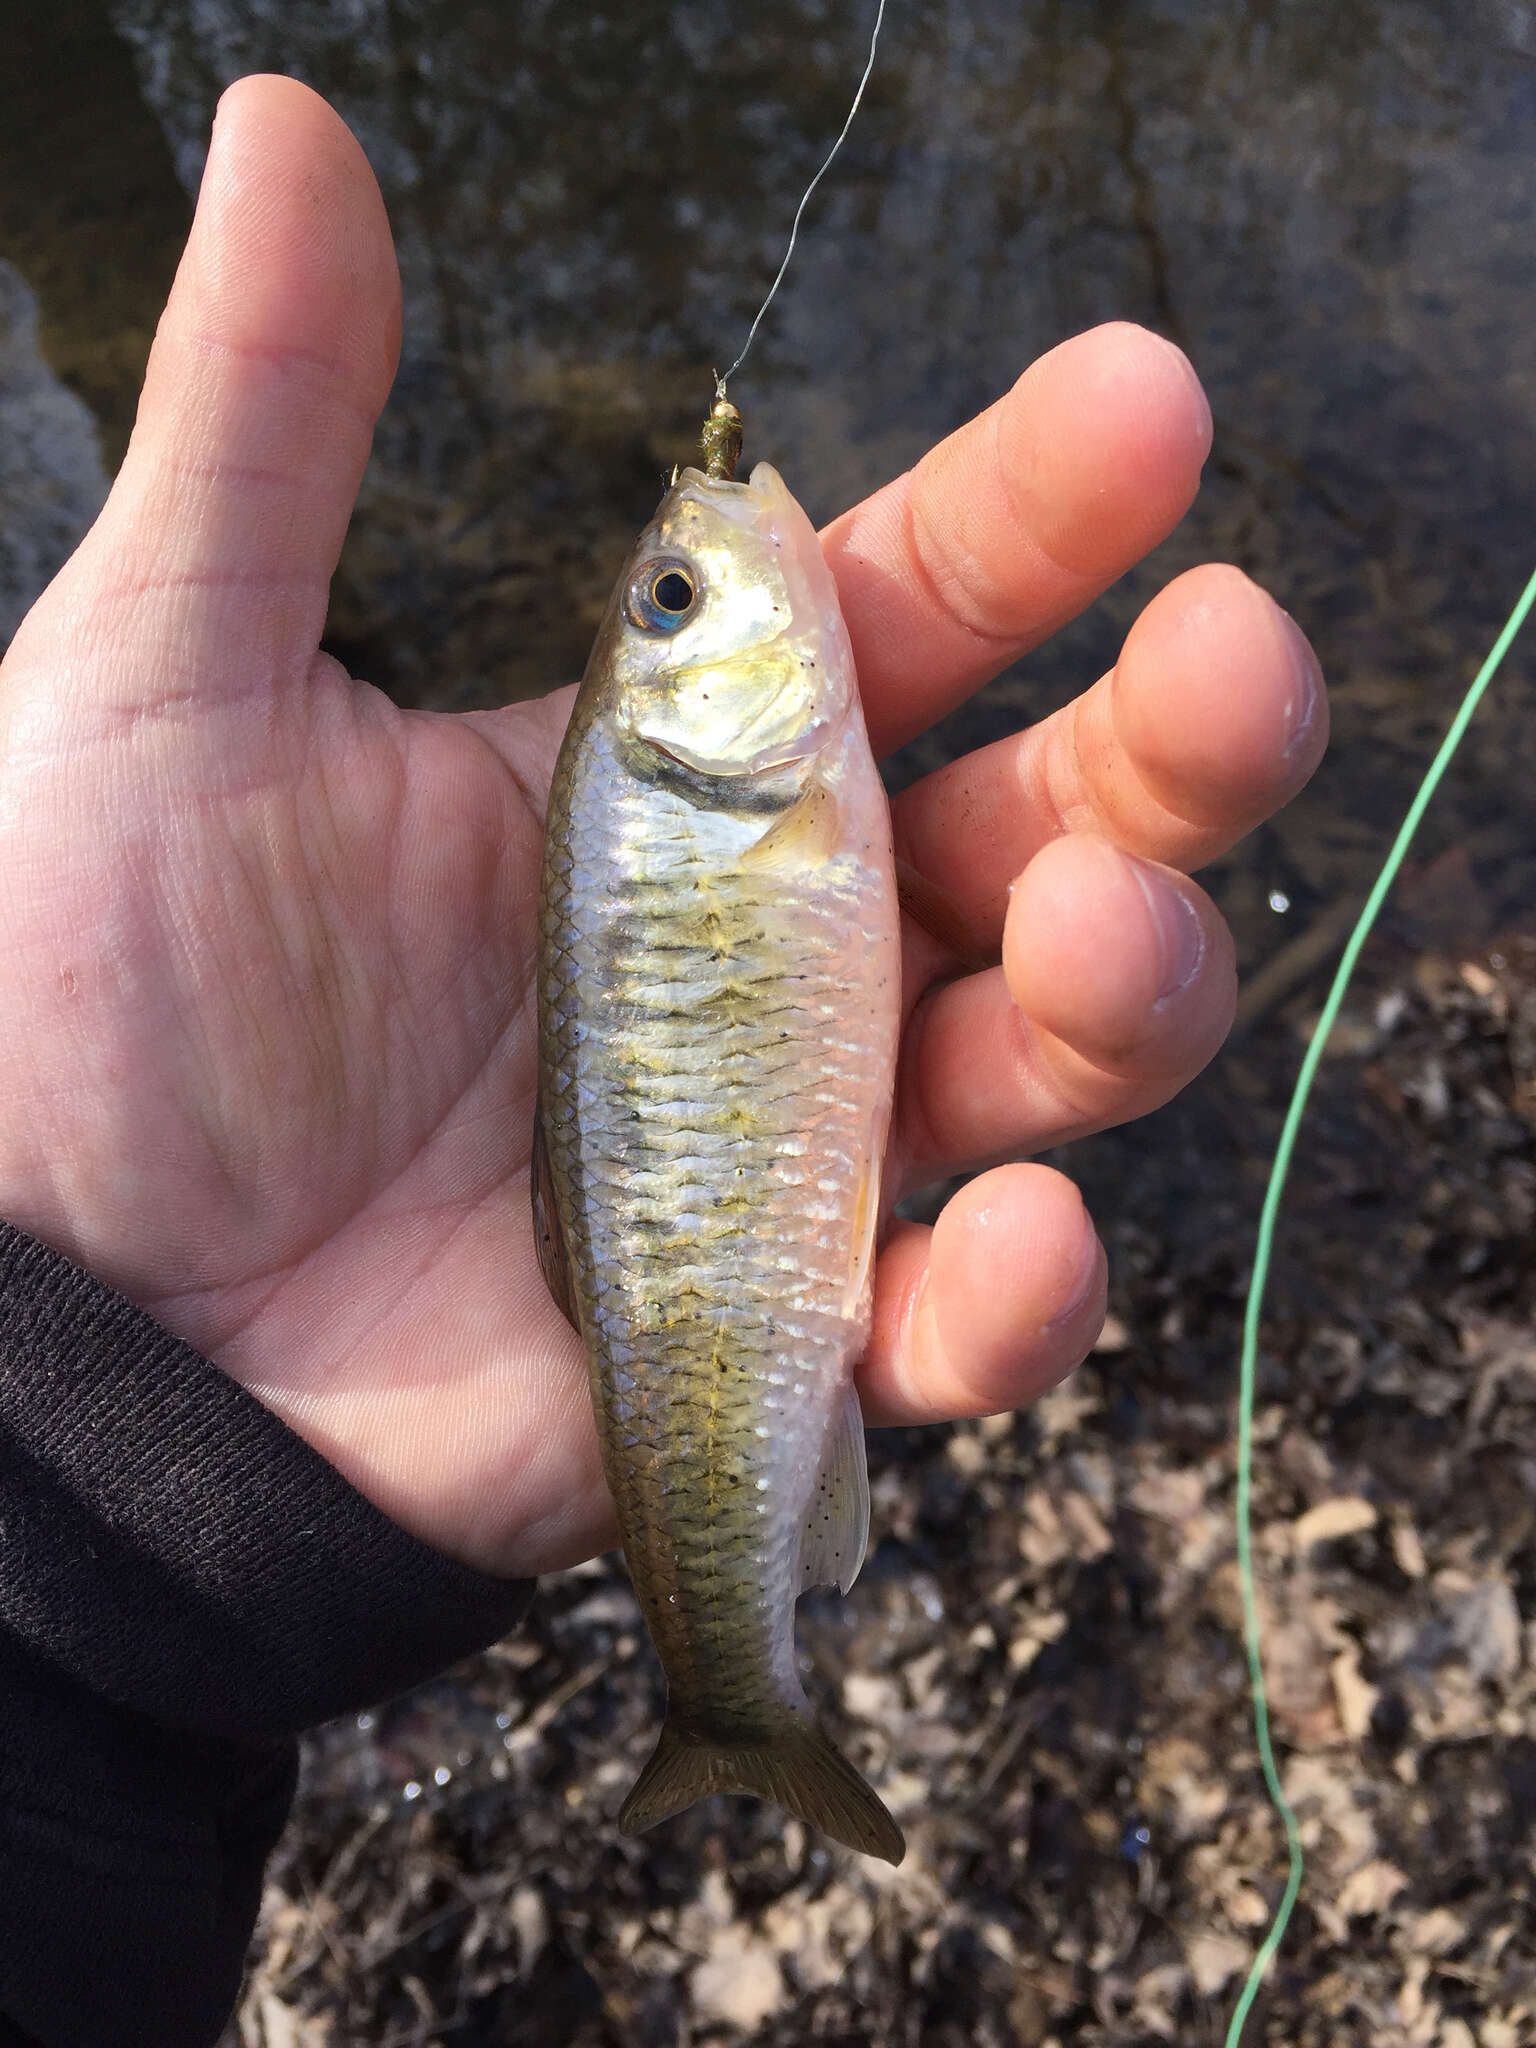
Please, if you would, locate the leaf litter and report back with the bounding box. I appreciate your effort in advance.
[230,922,1536,2046]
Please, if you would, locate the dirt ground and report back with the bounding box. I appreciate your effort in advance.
[225,903,1536,2046]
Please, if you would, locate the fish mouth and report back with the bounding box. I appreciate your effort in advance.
[663,462,829,615]
[671,461,794,528]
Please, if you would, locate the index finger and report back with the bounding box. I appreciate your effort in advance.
[822,322,1213,758]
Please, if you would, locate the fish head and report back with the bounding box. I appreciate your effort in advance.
[588,462,855,791]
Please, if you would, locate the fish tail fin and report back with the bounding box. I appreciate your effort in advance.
[618,1713,904,1864]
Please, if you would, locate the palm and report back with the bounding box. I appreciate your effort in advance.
[0,624,597,1556]
[0,80,1323,1580]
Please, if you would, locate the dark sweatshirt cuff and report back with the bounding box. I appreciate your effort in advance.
[0,1220,535,2048]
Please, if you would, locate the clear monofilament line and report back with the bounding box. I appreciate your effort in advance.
[717,0,888,396]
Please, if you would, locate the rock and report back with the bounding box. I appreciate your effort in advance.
[0,261,109,646]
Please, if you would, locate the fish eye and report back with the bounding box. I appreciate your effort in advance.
[627,557,699,632]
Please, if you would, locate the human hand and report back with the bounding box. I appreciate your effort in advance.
[0,77,1324,1578]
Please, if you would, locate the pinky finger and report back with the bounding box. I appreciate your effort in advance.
[857,1163,1107,1427]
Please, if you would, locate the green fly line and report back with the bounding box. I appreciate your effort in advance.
[1226,560,1536,2045]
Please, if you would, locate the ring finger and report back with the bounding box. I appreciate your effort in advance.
[892,833,1235,1187]
[889,561,1326,965]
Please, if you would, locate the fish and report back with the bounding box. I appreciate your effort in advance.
[534,453,905,1863]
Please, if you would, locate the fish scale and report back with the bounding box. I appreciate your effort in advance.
[548,757,873,1689]
[537,460,904,1861]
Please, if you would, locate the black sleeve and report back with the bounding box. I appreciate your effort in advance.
[0,1221,536,2048]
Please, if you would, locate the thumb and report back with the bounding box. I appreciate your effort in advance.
[20,74,400,706]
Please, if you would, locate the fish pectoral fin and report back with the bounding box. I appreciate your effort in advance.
[618,1712,904,1864]
[741,773,841,876]
[894,853,993,973]
[530,1108,579,1331]
[844,1152,880,1320]
[798,1385,871,1596]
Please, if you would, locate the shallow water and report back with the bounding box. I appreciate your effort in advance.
[2,0,1532,982]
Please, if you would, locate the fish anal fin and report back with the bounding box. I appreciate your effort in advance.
[619,1711,904,1864]
[798,1384,870,1596]
[743,774,841,877]
[530,1109,579,1330]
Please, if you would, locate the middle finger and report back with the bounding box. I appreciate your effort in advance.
[890,562,1326,962]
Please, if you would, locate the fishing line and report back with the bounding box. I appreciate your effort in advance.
[1225,561,1536,2047]
[716,0,888,396]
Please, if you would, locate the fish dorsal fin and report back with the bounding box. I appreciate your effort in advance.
[743,774,841,877]
[799,1385,871,1595]
[530,1108,579,1331]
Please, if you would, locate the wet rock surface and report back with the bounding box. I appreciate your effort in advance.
[0,262,109,645]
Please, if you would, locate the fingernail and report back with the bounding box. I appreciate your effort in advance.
[1279,609,1323,759]
[1149,331,1213,456]
[906,1272,949,1416]
[1133,862,1207,1006]
[1042,1216,1106,1336]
